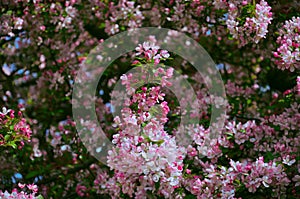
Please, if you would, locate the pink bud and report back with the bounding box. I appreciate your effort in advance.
[253,84,259,89]
[177,165,183,171]
[132,60,140,65]
[10,110,15,118]
[154,59,160,65]
[141,87,147,92]
[273,52,279,57]
[272,93,278,99]
[242,1,248,6]
[18,183,26,189]
[283,89,291,95]
[40,25,46,31]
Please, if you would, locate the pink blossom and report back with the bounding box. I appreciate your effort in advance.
[18,183,26,189]
[76,184,87,197]
[274,16,300,71]
[27,184,38,193]
[226,0,272,46]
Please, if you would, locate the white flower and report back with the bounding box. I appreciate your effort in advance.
[66,6,76,18]
[282,155,296,166]
[0,107,11,115]
[152,174,160,182]
[168,177,179,186]
[15,18,24,30]
[262,176,271,187]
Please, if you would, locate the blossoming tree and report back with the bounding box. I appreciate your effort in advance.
[0,0,299,198]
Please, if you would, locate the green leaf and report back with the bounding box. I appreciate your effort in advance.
[155,181,160,190]
[25,170,41,179]
[98,23,106,29]
[155,139,164,146]
[4,134,10,141]
[184,195,197,199]
[9,142,17,149]
[36,195,44,199]
[264,151,274,162]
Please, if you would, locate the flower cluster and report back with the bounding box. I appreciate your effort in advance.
[185,163,238,198]
[184,124,225,161]
[1,1,300,198]
[184,156,289,198]
[225,80,255,98]
[45,119,77,159]
[273,16,300,72]
[105,0,144,35]
[135,41,170,65]
[0,107,32,149]
[226,0,272,46]
[103,42,186,198]
[0,183,40,199]
[230,157,290,193]
[92,40,300,198]
[75,184,88,197]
